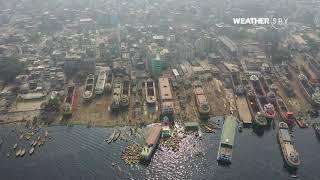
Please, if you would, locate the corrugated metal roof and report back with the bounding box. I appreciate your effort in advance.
[221,116,238,146]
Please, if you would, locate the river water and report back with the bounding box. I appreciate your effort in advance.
[0,122,320,180]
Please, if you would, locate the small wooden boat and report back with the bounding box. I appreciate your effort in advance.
[30,140,35,146]
[33,140,38,147]
[13,143,18,150]
[37,136,41,141]
[44,131,48,138]
[19,134,23,140]
[113,130,121,142]
[20,149,26,156]
[29,147,35,155]
[16,149,21,157]
[37,141,41,146]
[105,130,116,144]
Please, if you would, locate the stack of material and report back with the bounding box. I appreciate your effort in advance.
[160,133,183,152]
[121,144,142,165]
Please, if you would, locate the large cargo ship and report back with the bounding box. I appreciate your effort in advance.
[298,74,320,107]
[111,79,122,112]
[82,74,95,101]
[276,96,295,126]
[120,78,130,108]
[278,122,300,169]
[105,72,113,93]
[217,115,238,164]
[249,75,276,121]
[141,125,162,161]
[62,83,76,115]
[95,70,107,95]
[193,81,210,116]
[145,79,157,105]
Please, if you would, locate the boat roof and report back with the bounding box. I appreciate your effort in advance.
[159,78,173,100]
[146,125,162,145]
[280,129,292,142]
[221,116,238,146]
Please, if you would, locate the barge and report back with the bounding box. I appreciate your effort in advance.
[217,115,238,164]
[105,72,114,93]
[141,125,162,161]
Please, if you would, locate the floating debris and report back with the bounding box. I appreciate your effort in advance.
[122,144,142,165]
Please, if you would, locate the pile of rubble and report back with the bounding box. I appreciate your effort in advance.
[121,144,142,165]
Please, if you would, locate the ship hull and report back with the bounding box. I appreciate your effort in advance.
[63,84,76,115]
[145,79,156,105]
[83,74,95,101]
[95,71,107,95]
[111,80,122,112]
[278,122,300,169]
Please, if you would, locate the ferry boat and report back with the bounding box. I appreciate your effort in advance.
[276,96,295,126]
[83,74,95,101]
[298,74,320,107]
[95,70,107,95]
[278,122,300,169]
[111,79,122,112]
[62,83,76,115]
[145,79,157,104]
[194,81,210,116]
[105,72,114,93]
[120,78,130,109]
[141,125,162,161]
[217,115,238,164]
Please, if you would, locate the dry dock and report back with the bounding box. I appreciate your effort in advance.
[236,96,252,124]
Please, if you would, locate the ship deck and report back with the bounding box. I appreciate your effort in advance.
[236,96,252,124]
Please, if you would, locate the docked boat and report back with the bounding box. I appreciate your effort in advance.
[276,96,295,126]
[194,81,210,116]
[253,112,267,127]
[249,75,276,121]
[217,115,238,164]
[141,125,162,161]
[145,79,157,104]
[278,122,300,169]
[105,72,114,93]
[111,79,122,112]
[83,74,95,101]
[312,123,320,137]
[29,147,34,155]
[113,130,121,142]
[298,74,320,107]
[62,83,76,115]
[95,70,107,95]
[20,149,26,157]
[120,78,130,109]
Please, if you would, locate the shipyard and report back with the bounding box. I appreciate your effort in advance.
[1,0,320,179]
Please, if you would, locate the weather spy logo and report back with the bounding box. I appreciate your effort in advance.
[232,17,288,29]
